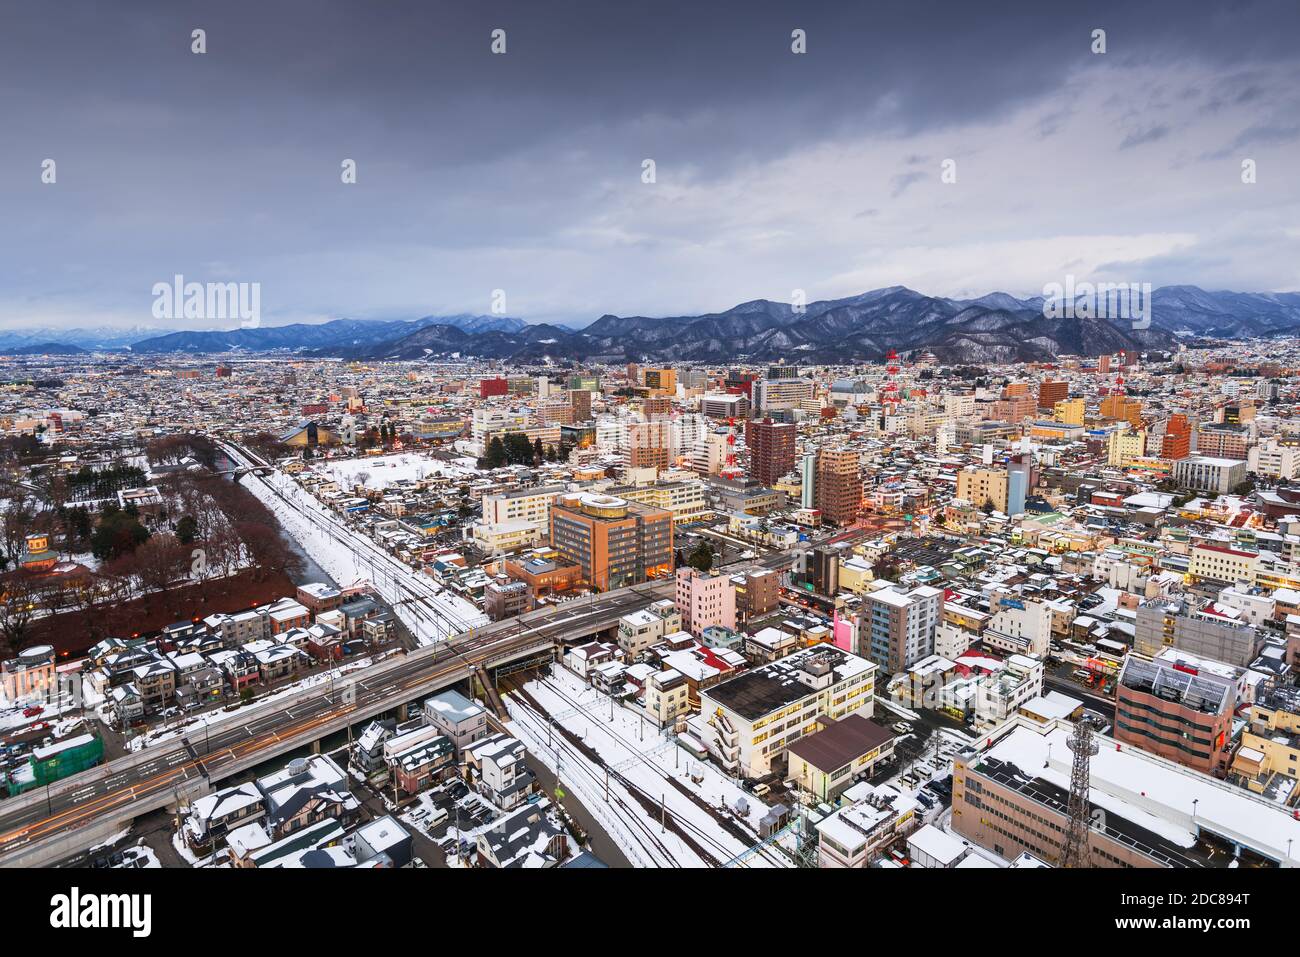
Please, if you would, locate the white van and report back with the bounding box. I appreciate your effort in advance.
[426,806,449,829]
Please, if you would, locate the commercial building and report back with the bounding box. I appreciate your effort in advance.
[746,418,796,487]
[1173,455,1248,495]
[815,448,861,527]
[1134,598,1262,668]
[675,567,737,637]
[694,645,877,778]
[1194,423,1249,460]
[613,479,712,526]
[786,714,895,802]
[624,418,672,475]
[752,376,814,412]
[1116,652,1236,776]
[549,492,673,592]
[951,717,1300,868]
[472,485,563,555]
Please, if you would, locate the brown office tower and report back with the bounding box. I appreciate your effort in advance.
[643,396,672,416]
[549,492,673,591]
[1037,380,1068,411]
[569,389,592,422]
[625,418,672,473]
[815,448,861,526]
[746,418,796,487]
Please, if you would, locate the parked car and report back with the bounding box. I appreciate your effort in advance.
[22,705,43,718]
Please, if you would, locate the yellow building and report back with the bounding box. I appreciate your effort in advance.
[1106,428,1147,467]
[642,368,677,396]
[1188,543,1258,583]
[1230,690,1300,803]
[956,466,1008,513]
[1053,397,1085,426]
[614,479,712,526]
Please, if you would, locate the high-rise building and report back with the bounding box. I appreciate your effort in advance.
[799,452,817,509]
[624,418,672,475]
[1100,392,1143,427]
[569,389,592,422]
[1006,454,1032,515]
[746,418,796,487]
[1037,380,1068,410]
[549,492,673,592]
[860,584,942,674]
[1162,413,1191,461]
[1194,423,1249,460]
[753,376,814,412]
[815,448,861,526]
[642,368,677,396]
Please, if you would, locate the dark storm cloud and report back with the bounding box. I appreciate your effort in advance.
[1,0,1298,326]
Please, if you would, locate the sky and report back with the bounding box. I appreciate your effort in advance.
[1,0,1298,330]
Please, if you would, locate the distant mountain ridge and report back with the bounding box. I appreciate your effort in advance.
[5,286,1298,362]
[333,284,1215,364]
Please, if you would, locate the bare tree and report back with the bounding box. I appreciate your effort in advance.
[0,573,38,656]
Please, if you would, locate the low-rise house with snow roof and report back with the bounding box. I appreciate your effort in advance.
[256,754,361,839]
[184,781,266,851]
[476,800,569,868]
[464,733,535,810]
[384,725,455,796]
[422,689,489,753]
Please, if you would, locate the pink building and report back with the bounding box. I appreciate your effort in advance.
[674,567,736,637]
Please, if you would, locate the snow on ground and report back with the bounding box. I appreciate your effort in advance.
[235,456,485,644]
[504,665,791,868]
[317,452,480,491]
[126,656,375,752]
[172,831,228,867]
[88,828,133,853]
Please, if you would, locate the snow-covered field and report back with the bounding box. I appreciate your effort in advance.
[319,452,481,491]
[234,455,486,644]
[504,665,792,869]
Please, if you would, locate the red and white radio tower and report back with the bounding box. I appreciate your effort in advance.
[721,416,742,479]
[882,349,901,412]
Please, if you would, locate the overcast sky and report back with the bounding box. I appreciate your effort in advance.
[2,0,1298,330]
